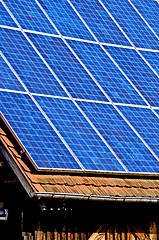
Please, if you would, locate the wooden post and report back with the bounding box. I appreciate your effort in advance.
[81,232,86,240]
[114,225,120,240]
[35,230,43,240]
[61,226,66,240]
[54,228,58,240]
[106,227,113,240]
[68,228,73,240]
[149,221,157,240]
[120,227,126,240]
[47,232,53,240]
[127,226,135,240]
[74,232,79,240]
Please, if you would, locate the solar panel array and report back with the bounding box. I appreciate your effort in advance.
[0,0,159,173]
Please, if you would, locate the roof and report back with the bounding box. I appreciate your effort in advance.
[1,125,159,203]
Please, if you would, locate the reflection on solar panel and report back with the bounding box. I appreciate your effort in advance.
[0,0,159,174]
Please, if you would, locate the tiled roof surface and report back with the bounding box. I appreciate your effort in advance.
[1,126,159,200]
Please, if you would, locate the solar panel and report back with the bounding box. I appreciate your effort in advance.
[0,54,25,91]
[27,32,108,101]
[2,0,58,34]
[78,101,159,173]
[35,0,94,40]
[130,0,159,36]
[139,50,159,76]
[67,39,146,105]
[69,0,131,46]
[0,0,159,174]
[0,91,82,170]
[105,46,159,107]
[0,28,67,97]
[0,2,17,27]
[118,106,159,165]
[101,0,159,49]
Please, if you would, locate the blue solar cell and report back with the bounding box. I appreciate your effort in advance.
[67,39,146,105]
[3,0,57,34]
[70,0,131,46]
[27,33,108,101]
[37,0,94,40]
[118,106,159,171]
[101,0,159,49]
[105,46,159,107]
[35,95,126,172]
[139,50,159,76]
[0,28,67,97]
[131,0,159,36]
[0,54,25,91]
[78,101,159,173]
[0,91,81,170]
[0,2,17,27]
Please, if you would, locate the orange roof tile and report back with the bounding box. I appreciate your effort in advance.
[1,126,159,201]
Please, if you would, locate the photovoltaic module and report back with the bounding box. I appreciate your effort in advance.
[0,0,159,173]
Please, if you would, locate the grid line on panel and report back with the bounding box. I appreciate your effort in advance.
[128,0,159,41]
[1,24,159,53]
[0,25,20,31]
[0,88,27,94]
[137,48,159,53]
[0,50,85,171]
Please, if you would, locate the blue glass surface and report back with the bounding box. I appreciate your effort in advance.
[70,0,131,46]
[131,0,159,36]
[105,46,159,107]
[101,0,159,49]
[119,106,159,170]
[0,54,25,91]
[139,50,159,76]
[35,95,125,172]
[0,28,67,97]
[0,91,81,170]
[27,33,108,101]
[3,0,57,34]
[0,2,17,27]
[38,0,94,40]
[67,39,146,105]
[78,101,159,173]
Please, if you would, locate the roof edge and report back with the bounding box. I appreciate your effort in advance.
[33,192,159,203]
